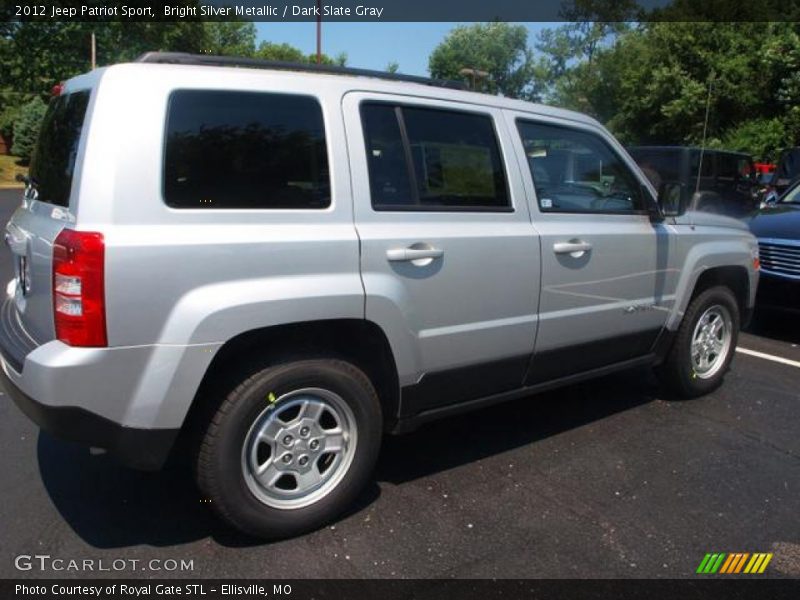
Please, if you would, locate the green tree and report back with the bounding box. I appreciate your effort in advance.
[538,20,800,158]
[11,96,47,163]
[0,18,259,152]
[203,22,257,56]
[428,23,541,100]
[386,61,399,74]
[255,41,307,62]
[255,41,347,66]
[714,118,787,162]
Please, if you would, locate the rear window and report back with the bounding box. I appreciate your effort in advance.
[163,90,330,209]
[29,90,91,208]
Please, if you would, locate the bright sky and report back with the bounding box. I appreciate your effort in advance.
[255,22,555,77]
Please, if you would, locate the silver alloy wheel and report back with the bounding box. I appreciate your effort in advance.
[690,304,733,379]
[241,388,357,510]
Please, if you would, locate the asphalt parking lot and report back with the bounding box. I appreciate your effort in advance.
[0,188,798,580]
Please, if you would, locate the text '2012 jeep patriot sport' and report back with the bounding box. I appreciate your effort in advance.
[0,53,759,539]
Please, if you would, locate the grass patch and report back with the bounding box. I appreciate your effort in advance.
[0,155,28,187]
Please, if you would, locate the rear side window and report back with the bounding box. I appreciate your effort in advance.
[360,102,510,211]
[717,153,740,181]
[164,90,330,209]
[361,104,414,207]
[29,91,91,208]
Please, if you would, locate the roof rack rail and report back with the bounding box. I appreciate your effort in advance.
[135,52,467,90]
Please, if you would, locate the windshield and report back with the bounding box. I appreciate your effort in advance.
[780,183,800,204]
[28,90,91,207]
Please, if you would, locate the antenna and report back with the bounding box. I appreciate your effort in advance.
[695,72,715,197]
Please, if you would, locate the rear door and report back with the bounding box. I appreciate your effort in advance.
[506,112,675,384]
[4,89,91,344]
[343,93,540,418]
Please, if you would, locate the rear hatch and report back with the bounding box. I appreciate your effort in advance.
[4,89,91,348]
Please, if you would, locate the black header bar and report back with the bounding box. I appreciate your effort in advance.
[3,0,799,22]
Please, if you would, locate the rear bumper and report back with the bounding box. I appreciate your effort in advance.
[0,297,218,470]
[1,363,177,470]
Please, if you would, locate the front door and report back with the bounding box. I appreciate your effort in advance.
[506,112,676,384]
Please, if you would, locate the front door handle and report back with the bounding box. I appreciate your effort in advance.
[553,240,592,257]
[386,245,444,266]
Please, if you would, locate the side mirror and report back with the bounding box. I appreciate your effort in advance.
[658,182,686,217]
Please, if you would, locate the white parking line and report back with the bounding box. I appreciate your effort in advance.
[736,347,800,369]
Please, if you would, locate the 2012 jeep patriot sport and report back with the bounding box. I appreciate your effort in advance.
[1,53,759,539]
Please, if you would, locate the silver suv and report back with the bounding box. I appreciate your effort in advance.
[1,53,759,539]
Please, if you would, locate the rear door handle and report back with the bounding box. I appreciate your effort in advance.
[553,240,592,256]
[386,245,444,264]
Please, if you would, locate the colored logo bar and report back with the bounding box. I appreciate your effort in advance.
[696,553,773,574]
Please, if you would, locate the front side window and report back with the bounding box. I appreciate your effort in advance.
[517,120,644,214]
[361,103,510,211]
[780,182,800,204]
[164,90,330,209]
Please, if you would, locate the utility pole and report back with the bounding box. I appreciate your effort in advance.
[91,32,96,70]
[316,0,322,64]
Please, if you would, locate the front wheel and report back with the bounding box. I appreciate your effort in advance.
[195,359,382,539]
[657,286,740,398]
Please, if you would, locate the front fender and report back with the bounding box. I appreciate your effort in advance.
[666,233,758,331]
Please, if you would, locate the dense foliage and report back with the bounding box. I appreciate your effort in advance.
[0,16,345,157]
[429,23,544,101]
[3,10,799,162]
[544,22,800,160]
[10,96,47,162]
[429,20,800,161]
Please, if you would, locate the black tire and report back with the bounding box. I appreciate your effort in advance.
[196,359,382,539]
[657,285,740,398]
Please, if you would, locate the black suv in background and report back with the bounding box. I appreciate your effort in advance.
[628,146,759,218]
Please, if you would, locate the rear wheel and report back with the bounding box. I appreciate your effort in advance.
[658,286,739,398]
[196,359,382,539]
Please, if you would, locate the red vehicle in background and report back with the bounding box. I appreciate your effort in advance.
[755,162,776,179]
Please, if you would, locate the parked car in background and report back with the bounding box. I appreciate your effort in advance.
[747,178,800,313]
[755,162,776,178]
[762,147,800,205]
[628,146,760,218]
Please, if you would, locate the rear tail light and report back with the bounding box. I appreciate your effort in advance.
[52,229,107,347]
